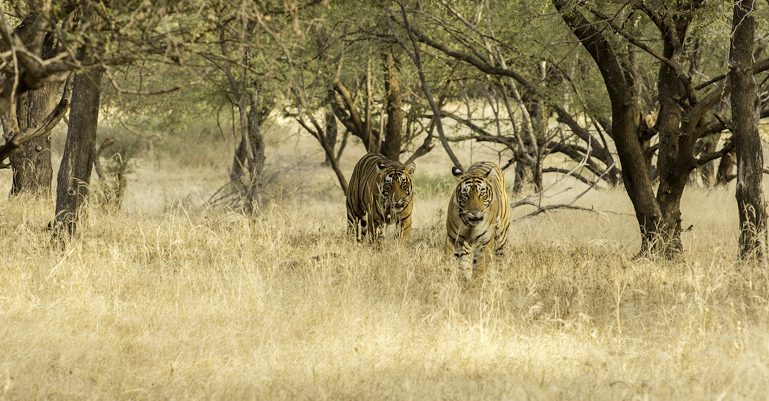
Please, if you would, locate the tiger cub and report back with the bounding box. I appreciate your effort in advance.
[346,154,416,245]
[446,162,510,279]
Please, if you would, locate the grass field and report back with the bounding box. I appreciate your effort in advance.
[1,120,768,400]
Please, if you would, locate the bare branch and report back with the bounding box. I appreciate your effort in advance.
[0,72,74,163]
[510,138,618,222]
[386,2,464,172]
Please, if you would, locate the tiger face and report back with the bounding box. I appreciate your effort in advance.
[377,162,415,222]
[454,174,493,227]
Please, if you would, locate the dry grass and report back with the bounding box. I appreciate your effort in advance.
[1,123,769,400]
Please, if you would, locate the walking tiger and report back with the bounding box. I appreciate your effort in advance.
[346,154,416,245]
[446,161,510,279]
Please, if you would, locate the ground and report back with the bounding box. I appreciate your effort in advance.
[0,118,767,400]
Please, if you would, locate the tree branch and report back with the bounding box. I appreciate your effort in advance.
[0,72,73,164]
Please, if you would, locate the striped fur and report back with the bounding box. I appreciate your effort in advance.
[346,154,416,245]
[446,162,510,279]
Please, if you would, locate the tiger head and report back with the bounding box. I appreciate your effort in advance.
[376,161,416,222]
[451,166,496,227]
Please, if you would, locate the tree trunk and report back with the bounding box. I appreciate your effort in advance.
[323,103,337,166]
[244,82,266,215]
[0,105,25,194]
[17,82,59,197]
[382,48,404,162]
[716,148,736,185]
[512,160,534,195]
[730,0,766,259]
[654,16,692,257]
[53,69,103,238]
[1,82,59,197]
[696,135,719,186]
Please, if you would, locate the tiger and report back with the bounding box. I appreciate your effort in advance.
[346,153,417,245]
[446,161,510,279]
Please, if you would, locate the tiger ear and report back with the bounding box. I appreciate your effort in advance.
[485,167,497,180]
[377,161,387,171]
[451,166,463,181]
[405,163,416,175]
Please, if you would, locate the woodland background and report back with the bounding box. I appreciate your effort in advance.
[1,0,769,399]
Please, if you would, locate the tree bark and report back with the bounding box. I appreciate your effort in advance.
[323,102,337,166]
[53,69,102,237]
[1,82,60,197]
[382,48,404,162]
[244,82,266,215]
[730,0,766,258]
[16,82,59,197]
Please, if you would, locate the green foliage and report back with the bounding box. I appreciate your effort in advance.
[412,172,455,198]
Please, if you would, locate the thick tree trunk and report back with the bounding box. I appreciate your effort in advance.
[382,49,404,162]
[1,82,59,197]
[53,69,102,237]
[16,82,59,197]
[615,103,663,256]
[730,0,766,258]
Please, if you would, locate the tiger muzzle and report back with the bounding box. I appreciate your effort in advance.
[461,211,485,226]
[381,198,408,222]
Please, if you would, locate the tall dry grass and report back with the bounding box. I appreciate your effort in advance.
[1,124,768,400]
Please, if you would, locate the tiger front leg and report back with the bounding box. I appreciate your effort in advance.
[449,240,474,280]
[472,241,494,277]
[347,211,363,243]
[367,215,384,248]
[397,215,412,246]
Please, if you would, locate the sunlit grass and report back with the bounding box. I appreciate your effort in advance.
[1,126,768,399]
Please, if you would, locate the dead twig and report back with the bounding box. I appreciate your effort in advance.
[511,139,622,222]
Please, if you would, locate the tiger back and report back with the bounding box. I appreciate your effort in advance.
[446,161,510,279]
[346,154,416,245]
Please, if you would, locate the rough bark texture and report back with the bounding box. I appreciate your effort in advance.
[0,82,59,197]
[730,0,766,258]
[16,82,59,197]
[53,70,102,237]
[382,49,404,162]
